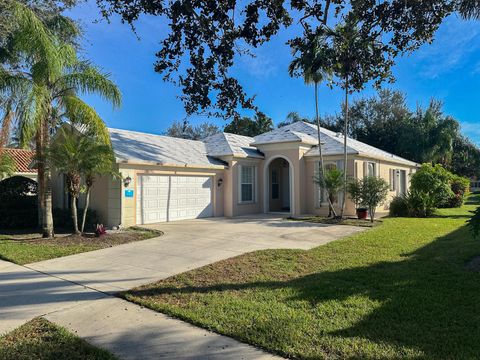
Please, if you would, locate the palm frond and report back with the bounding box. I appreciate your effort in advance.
[0,69,30,96]
[62,95,110,144]
[16,84,49,147]
[58,62,122,108]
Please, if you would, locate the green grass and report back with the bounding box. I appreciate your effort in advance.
[0,227,161,265]
[289,216,381,227]
[124,197,480,359]
[0,318,117,360]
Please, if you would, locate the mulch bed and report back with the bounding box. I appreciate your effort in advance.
[1,228,163,246]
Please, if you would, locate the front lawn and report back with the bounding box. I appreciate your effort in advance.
[0,227,162,265]
[124,197,480,359]
[0,317,116,360]
[289,215,381,227]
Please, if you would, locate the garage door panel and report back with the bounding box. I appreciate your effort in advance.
[137,175,213,224]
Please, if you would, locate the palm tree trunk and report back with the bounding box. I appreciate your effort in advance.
[81,186,91,233]
[314,82,336,218]
[36,129,44,229]
[340,75,349,218]
[71,194,80,234]
[41,120,54,238]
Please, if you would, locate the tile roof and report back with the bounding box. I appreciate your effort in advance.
[253,122,418,166]
[203,133,264,158]
[0,148,36,173]
[108,128,227,168]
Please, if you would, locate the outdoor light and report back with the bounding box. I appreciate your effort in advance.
[217,178,223,187]
[124,176,132,188]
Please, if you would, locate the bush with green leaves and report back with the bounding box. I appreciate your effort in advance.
[447,175,470,208]
[347,176,389,222]
[0,176,38,228]
[389,195,410,217]
[467,206,480,239]
[410,163,454,214]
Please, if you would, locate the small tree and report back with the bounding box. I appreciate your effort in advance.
[361,176,389,223]
[347,178,363,210]
[49,129,117,234]
[317,168,345,217]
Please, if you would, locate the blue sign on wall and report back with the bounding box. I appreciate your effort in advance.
[125,189,134,198]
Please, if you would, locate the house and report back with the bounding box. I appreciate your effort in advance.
[0,148,37,181]
[52,121,418,227]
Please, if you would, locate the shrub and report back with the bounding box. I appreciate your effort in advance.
[410,163,454,214]
[389,195,409,217]
[53,208,99,232]
[468,206,480,239]
[447,175,470,208]
[0,176,38,229]
[347,176,389,222]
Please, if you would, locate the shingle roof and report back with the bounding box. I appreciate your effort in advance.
[203,133,264,158]
[0,148,36,173]
[108,128,227,168]
[253,122,418,166]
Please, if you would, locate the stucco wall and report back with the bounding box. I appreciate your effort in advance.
[305,156,417,217]
[223,158,264,217]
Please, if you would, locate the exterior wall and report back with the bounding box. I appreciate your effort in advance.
[355,157,416,213]
[305,156,356,217]
[119,163,225,227]
[224,157,264,217]
[88,175,110,226]
[305,156,417,217]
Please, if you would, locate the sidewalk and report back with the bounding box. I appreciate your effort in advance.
[0,260,280,359]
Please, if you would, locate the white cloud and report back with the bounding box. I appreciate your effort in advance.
[414,16,480,79]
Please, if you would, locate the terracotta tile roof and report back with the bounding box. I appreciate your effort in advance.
[0,148,36,173]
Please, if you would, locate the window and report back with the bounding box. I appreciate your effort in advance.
[271,169,279,199]
[367,162,376,177]
[389,169,396,191]
[240,165,255,203]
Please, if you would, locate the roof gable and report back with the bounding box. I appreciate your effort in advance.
[203,133,263,158]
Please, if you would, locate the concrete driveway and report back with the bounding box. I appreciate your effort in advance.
[1,216,364,359]
[29,215,364,293]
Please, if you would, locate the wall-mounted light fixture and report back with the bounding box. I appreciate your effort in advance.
[123,176,132,188]
[217,178,223,187]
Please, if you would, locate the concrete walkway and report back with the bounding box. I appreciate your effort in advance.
[0,259,279,359]
[1,217,364,359]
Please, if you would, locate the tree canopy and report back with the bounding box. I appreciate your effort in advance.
[165,120,220,140]
[95,0,464,119]
[224,112,273,137]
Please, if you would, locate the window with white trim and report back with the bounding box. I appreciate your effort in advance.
[240,165,255,203]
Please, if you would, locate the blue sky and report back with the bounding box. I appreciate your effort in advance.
[68,2,480,143]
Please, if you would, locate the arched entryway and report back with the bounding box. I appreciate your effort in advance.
[264,156,294,214]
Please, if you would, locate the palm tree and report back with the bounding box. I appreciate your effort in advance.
[0,2,121,237]
[289,33,337,217]
[316,168,344,217]
[49,128,118,234]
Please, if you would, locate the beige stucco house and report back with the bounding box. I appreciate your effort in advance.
[52,121,418,227]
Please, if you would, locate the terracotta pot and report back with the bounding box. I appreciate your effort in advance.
[356,208,368,220]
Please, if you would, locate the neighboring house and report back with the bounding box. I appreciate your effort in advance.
[0,148,37,181]
[52,121,418,227]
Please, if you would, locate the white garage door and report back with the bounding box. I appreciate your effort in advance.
[136,175,213,224]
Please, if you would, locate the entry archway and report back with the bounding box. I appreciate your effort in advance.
[263,156,294,214]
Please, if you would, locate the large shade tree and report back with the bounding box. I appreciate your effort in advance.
[95,0,460,119]
[0,1,121,237]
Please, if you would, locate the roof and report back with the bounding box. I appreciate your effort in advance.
[253,122,418,166]
[0,148,36,173]
[108,128,227,168]
[203,133,264,158]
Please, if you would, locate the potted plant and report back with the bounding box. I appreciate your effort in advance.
[347,178,368,219]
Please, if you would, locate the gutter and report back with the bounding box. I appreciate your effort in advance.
[117,159,228,170]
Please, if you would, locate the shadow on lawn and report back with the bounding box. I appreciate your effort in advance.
[128,224,480,359]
